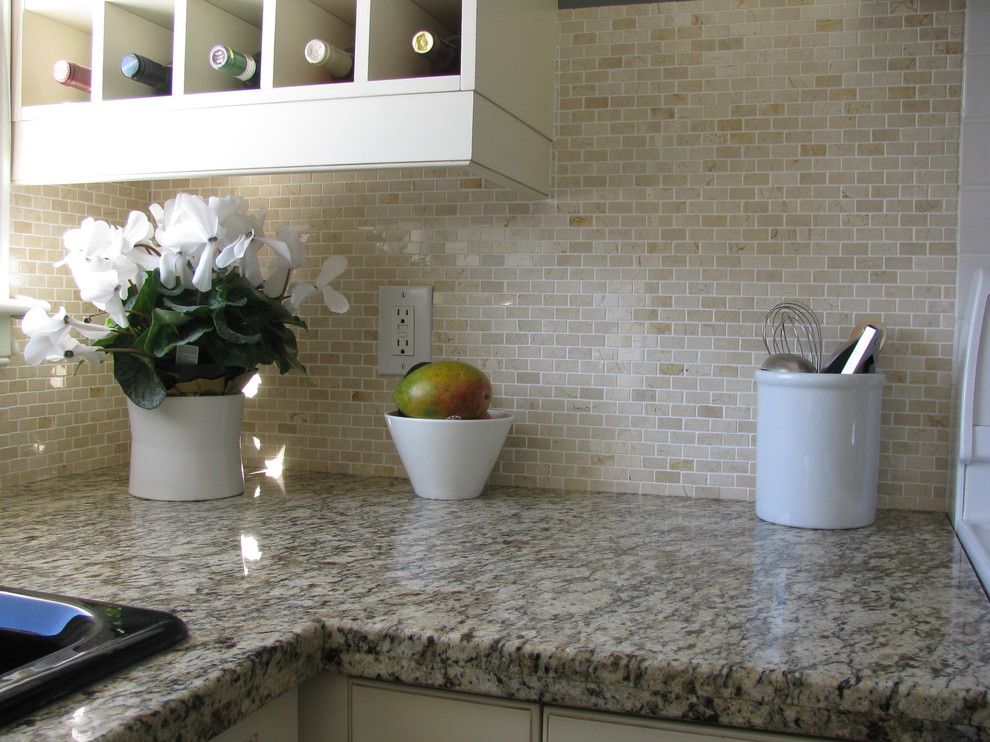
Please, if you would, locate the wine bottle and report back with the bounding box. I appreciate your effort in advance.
[208,44,261,88]
[120,52,172,94]
[411,30,459,74]
[304,38,353,81]
[52,60,91,93]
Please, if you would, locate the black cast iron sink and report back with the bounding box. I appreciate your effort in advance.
[0,586,188,727]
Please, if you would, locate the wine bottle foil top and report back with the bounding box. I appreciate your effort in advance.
[304,39,353,79]
[208,44,256,83]
[52,59,91,90]
[209,44,234,70]
[305,39,330,64]
[52,59,72,82]
[120,53,142,77]
[412,30,435,54]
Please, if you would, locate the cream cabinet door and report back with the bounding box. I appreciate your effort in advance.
[350,678,539,742]
[211,687,298,742]
[298,672,539,742]
[544,707,826,742]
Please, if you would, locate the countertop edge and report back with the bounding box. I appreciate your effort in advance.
[320,623,990,741]
[99,622,326,742]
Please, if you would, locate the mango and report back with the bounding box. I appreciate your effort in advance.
[394,360,492,419]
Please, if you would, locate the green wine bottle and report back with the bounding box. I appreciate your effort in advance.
[208,44,261,88]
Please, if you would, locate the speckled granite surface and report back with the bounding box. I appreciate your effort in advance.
[1,468,989,741]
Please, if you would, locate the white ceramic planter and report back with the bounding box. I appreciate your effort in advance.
[385,410,513,500]
[127,394,245,501]
[755,370,884,529]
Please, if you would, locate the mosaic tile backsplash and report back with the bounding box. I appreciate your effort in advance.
[1,0,963,512]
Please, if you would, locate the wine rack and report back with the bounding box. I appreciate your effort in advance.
[10,0,555,196]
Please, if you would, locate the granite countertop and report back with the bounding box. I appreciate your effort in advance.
[1,468,989,741]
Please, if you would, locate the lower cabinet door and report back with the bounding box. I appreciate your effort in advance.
[350,679,540,742]
[211,687,298,742]
[544,707,824,742]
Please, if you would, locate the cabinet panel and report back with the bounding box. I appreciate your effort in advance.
[266,0,355,88]
[17,4,92,107]
[473,0,555,137]
[10,0,555,196]
[180,0,262,93]
[545,707,827,742]
[350,679,539,742]
[299,671,349,742]
[364,0,457,81]
[99,3,173,100]
[12,90,478,184]
[211,687,299,742]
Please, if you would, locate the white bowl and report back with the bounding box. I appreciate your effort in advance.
[384,410,513,500]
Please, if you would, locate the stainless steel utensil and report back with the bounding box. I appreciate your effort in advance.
[762,301,823,372]
[760,352,817,373]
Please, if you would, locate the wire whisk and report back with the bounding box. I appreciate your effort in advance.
[762,300,823,372]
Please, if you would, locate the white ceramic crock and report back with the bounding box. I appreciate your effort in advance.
[385,410,513,500]
[127,394,245,501]
[755,370,884,529]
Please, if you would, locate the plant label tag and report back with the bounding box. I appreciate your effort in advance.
[175,345,199,365]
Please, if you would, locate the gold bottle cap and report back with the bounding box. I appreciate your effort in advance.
[412,30,435,54]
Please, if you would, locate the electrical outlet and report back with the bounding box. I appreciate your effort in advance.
[378,286,432,375]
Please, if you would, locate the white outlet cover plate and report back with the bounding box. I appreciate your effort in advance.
[378,286,433,375]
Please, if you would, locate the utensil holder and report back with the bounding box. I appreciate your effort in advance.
[755,370,884,529]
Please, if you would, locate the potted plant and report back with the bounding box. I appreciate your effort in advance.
[20,193,348,501]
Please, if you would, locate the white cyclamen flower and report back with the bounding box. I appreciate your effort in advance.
[59,213,154,307]
[159,250,192,290]
[22,306,112,365]
[118,211,157,271]
[218,215,302,289]
[316,255,349,313]
[283,256,349,315]
[152,193,254,292]
[62,218,116,260]
[61,253,128,327]
[250,218,305,270]
[64,315,114,340]
[21,306,78,364]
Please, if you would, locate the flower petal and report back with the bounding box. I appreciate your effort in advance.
[66,344,107,362]
[21,305,67,336]
[64,218,116,259]
[322,286,349,314]
[159,251,191,289]
[122,210,153,247]
[65,316,114,339]
[263,260,290,298]
[285,283,316,314]
[23,325,75,364]
[192,241,218,292]
[316,255,347,285]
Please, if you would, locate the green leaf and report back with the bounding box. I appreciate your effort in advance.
[199,333,263,368]
[152,307,189,327]
[152,322,211,358]
[136,307,191,356]
[263,326,304,374]
[113,352,167,409]
[215,308,261,345]
[125,271,160,315]
[163,295,209,314]
[156,275,187,297]
[213,283,249,308]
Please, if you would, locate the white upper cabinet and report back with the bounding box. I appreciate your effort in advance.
[10,0,556,196]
